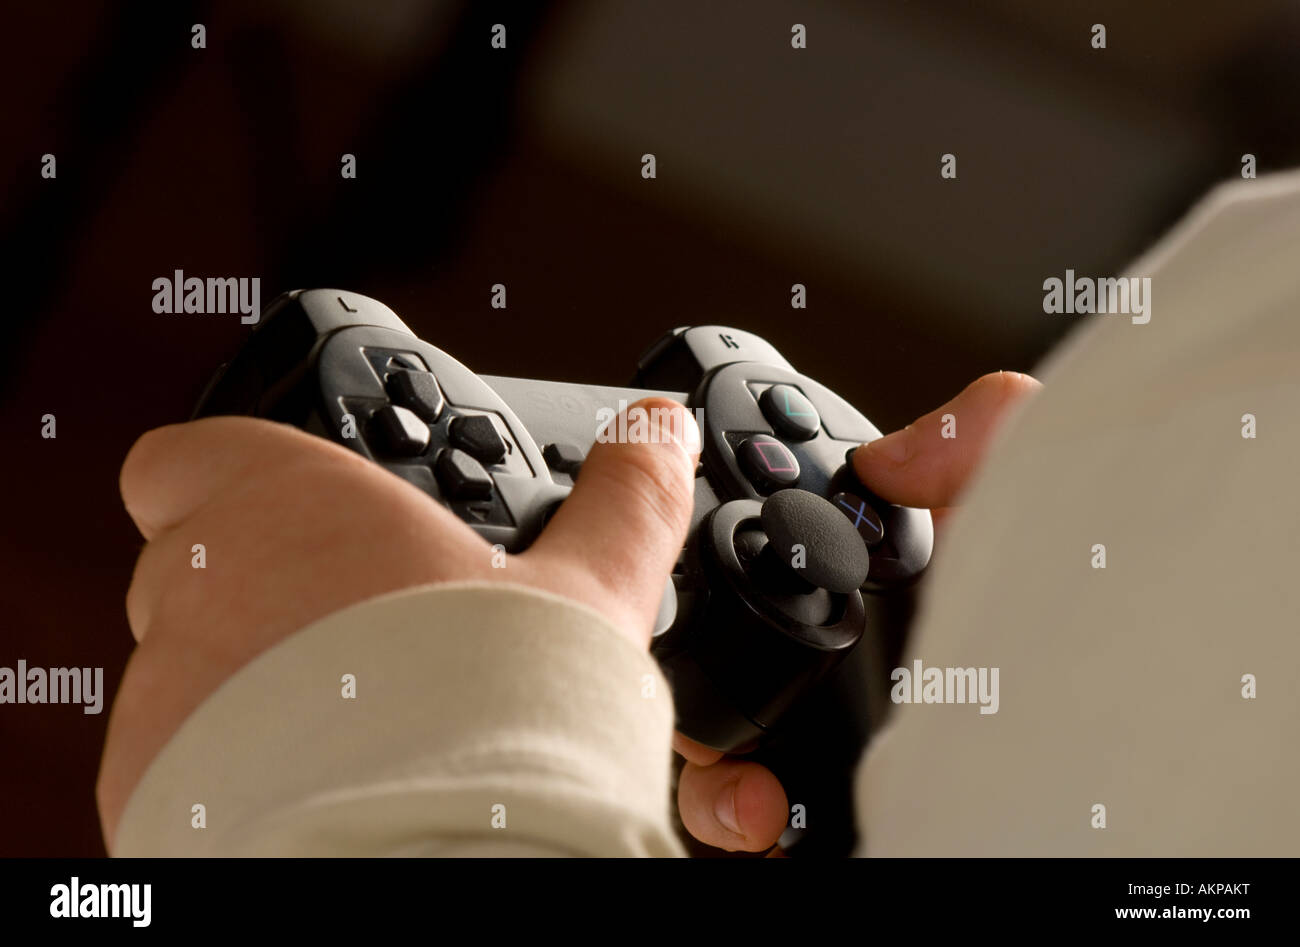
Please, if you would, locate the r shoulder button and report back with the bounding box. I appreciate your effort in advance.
[450,415,507,466]
[759,384,820,441]
[739,434,800,491]
[370,404,431,457]
[435,448,494,499]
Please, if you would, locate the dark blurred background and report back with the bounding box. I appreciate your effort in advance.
[3,0,1299,855]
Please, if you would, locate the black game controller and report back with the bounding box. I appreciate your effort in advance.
[194,289,933,857]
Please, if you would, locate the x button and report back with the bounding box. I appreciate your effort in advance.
[831,492,884,546]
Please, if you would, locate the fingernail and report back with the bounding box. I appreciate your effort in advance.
[649,404,701,471]
[715,781,742,835]
[862,428,910,464]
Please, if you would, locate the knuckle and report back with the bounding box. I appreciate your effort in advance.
[119,425,172,498]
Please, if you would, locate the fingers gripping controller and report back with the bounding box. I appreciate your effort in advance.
[194,290,934,858]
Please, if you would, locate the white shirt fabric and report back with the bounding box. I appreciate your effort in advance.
[857,170,1300,856]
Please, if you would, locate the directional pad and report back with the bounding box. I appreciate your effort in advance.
[384,354,423,372]
[450,415,507,466]
[435,448,494,500]
[369,404,430,457]
[386,369,444,422]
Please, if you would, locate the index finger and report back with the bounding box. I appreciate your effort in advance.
[120,416,369,541]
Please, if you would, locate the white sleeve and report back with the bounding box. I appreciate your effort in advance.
[112,581,685,857]
[855,171,1300,855]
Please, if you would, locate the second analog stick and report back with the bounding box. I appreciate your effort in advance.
[758,489,870,593]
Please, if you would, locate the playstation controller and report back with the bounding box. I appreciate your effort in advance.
[194,289,933,856]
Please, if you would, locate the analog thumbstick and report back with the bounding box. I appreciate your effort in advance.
[758,489,870,593]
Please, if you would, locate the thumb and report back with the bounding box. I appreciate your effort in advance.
[524,398,700,644]
[853,371,1040,509]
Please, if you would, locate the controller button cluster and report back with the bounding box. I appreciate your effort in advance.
[359,354,517,509]
[449,415,508,466]
[739,434,801,491]
[385,368,445,422]
[435,448,495,499]
[830,491,885,547]
[759,384,820,441]
[369,404,431,456]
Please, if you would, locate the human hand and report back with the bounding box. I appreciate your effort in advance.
[673,371,1042,853]
[98,400,699,849]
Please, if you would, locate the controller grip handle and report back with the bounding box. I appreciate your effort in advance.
[745,672,871,858]
[743,585,918,858]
